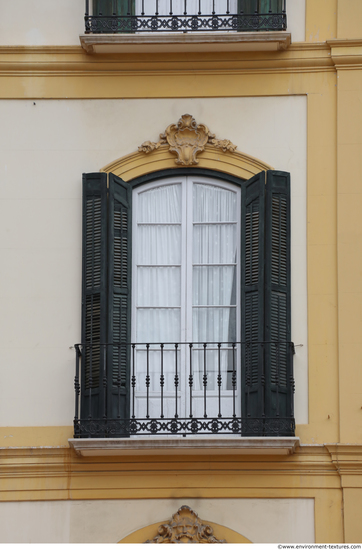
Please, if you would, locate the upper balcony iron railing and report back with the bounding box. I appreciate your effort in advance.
[85,1,287,34]
[73,341,295,438]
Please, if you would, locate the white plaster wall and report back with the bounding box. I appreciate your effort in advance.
[0,497,314,543]
[0,96,307,426]
[0,0,305,46]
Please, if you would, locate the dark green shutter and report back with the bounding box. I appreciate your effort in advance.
[238,0,283,13]
[107,174,132,422]
[93,0,135,15]
[241,170,291,434]
[237,0,284,31]
[92,0,135,33]
[81,173,108,421]
[241,171,266,427]
[264,170,291,431]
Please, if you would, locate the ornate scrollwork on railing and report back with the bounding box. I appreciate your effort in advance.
[145,505,226,544]
[138,114,237,166]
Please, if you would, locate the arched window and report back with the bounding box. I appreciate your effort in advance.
[79,168,293,438]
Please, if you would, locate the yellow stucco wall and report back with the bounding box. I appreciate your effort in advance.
[1,0,362,543]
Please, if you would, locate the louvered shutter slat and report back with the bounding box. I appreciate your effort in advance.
[241,172,265,429]
[264,171,292,429]
[81,173,108,421]
[108,174,132,423]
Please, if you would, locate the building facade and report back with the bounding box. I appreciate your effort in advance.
[1,0,362,543]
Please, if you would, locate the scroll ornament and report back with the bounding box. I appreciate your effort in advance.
[138,114,237,166]
[145,505,226,544]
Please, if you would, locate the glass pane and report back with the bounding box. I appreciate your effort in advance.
[193,224,236,264]
[193,266,236,306]
[137,267,181,307]
[138,184,181,223]
[193,183,237,223]
[137,225,181,265]
[137,308,181,343]
[193,307,236,343]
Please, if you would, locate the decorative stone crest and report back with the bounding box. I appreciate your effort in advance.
[145,505,226,544]
[139,114,237,166]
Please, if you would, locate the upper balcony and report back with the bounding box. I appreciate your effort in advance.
[80,0,291,54]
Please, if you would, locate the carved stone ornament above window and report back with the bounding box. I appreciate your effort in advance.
[145,505,226,544]
[138,114,237,166]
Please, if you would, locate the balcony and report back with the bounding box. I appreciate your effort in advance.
[71,341,296,455]
[80,1,290,54]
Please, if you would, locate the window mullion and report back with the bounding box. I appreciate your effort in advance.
[185,175,193,344]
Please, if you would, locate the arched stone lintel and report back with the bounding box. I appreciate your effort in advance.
[101,144,273,182]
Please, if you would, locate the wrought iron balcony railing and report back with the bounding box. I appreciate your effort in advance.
[73,341,295,438]
[85,1,287,34]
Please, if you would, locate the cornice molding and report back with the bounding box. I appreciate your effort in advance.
[327,39,362,69]
[326,444,362,476]
[0,444,343,501]
[0,42,335,78]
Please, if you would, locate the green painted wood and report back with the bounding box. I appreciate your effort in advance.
[238,0,283,14]
[107,174,132,427]
[241,171,266,431]
[264,170,291,429]
[93,0,135,16]
[81,172,108,422]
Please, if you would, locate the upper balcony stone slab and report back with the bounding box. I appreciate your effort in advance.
[80,32,291,54]
[69,436,300,457]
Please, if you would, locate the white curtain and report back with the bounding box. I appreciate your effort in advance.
[136,184,182,392]
[135,180,237,396]
[192,183,237,390]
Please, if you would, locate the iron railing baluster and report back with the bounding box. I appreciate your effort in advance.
[261,342,266,432]
[232,343,236,418]
[203,343,207,418]
[117,344,121,418]
[74,345,81,423]
[170,0,173,16]
[146,343,150,419]
[245,342,250,417]
[184,0,187,16]
[131,344,136,419]
[189,343,193,418]
[275,342,280,430]
[102,344,107,421]
[160,343,164,419]
[174,343,179,418]
[88,342,93,421]
[217,343,222,418]
[290,342,295,420]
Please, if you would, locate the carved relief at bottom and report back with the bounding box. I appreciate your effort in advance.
[145,505,226,544]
